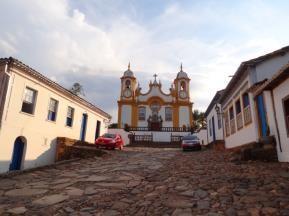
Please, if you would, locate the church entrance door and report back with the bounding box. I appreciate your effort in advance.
[151,122,161,131]
[148,114,163,131]
[148,101,163,131]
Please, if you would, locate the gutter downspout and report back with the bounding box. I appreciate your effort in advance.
[206,117,209,146]
[219,104,225,142]
[0,61,11,129]
[4,62,10,76]
[270,90,282,152]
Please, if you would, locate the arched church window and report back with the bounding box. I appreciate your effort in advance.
[125,80,131,89]
[180,81,186,91]
[165,107,172,121]
[138,107,146,121]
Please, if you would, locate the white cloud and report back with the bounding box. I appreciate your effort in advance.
[0,39,17,55]
[1,0,289,120]
[72,9,86,24]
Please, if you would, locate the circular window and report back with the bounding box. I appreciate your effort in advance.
[150,101,161,113]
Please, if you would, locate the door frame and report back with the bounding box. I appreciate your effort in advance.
[10,136,26,171]
[256,94,268,137]
[212,116,216,142]
[80,113,88,141]
[95,120,101,140]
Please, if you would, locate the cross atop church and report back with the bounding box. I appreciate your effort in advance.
[153,73,158,82]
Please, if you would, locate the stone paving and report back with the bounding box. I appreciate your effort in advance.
[1,148,289,215]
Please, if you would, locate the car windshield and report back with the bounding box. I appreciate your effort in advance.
[182,136,199,140]
[102,133,116,138]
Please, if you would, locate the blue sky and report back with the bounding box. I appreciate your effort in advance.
[1,0,289,121]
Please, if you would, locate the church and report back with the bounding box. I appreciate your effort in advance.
[117,64,193,132]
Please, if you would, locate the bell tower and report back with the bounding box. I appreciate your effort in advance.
[120,63,137,100]
[118,63,138,128]
[174,63,190,101]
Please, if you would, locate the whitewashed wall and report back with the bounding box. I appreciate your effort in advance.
[206,104,224,144]
[179,106,190,127]
[133,131,190,142]
[223,76,259,149]
[194,129,208,145]
[138,85,172,102]
[273,79,289,162]
[225,93,259,148]
[108,128,130,145]
[121,105,131,127]
[0,68,109,173]
[253,52,289,83]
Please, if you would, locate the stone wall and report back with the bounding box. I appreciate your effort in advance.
[226,138,278,162]
[56,137,105,161]
[207,140,225,151]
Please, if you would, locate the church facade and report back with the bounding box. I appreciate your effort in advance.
[117,64,193,131]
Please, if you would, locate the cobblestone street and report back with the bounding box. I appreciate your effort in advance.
[1,147,289,215]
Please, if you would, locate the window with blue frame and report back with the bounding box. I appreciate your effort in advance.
[242,93,250,108]
[66,106,74,127]
[229,106,234,120]
[47,98,58,121]
[235,99,242,115]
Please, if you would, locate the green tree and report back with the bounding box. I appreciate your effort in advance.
[192,109,207,130]
[108,123,118,129]
[70,82,85,97]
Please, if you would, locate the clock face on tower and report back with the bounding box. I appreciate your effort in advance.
[123,89,132,98]
[179,90,187,99]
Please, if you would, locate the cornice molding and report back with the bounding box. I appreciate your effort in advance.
[1,57,111,119]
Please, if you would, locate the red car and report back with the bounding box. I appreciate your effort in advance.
[95,133,124,150]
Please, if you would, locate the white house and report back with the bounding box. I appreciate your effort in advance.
[0,57,111,173]
[205,90,225,148]
[193,128,208,146]
[252,62,289,162]
[219,46,289,151]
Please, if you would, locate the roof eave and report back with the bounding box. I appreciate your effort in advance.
[4,57,111,119]
[220,45,289,104]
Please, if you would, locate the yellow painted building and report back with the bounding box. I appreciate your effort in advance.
[118,64,193,130]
